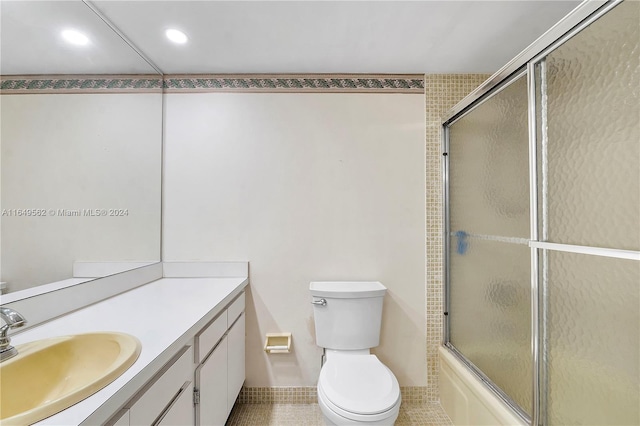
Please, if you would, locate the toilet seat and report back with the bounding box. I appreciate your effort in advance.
[318,354,401,419]
[318,382,401,424]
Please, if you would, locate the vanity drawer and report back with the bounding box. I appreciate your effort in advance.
[227,292,245,324]
[196,310,227,362]
[129,346,193,426]
[155,381,194,426]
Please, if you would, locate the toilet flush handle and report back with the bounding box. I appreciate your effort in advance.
[311,298,327,306]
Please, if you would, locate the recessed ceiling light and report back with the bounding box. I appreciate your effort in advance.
[61,29,90,46]
[165,28,188,44]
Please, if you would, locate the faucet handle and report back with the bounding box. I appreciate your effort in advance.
[0,307,26,329]
[0,307,27,339]
[0,307,26,325]
[0,307,26,362]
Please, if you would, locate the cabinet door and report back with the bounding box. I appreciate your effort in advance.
[130,346,193,426]
[197,338,227,426]
[156,382,194,426]
[108,409,130,426]
[226,313,245,414]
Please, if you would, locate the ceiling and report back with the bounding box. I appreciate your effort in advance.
[2,0,582,75]
[0,1,157,75]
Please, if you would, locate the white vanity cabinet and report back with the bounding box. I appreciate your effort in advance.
[194,293,246,425]
[8,273,249,426]
[127,346,194,426]
[109,409,130,426]
[196,338,228,425]
[100,288,246,426]
[227,313,245,413]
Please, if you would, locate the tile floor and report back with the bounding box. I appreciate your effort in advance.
[226,402,453,425]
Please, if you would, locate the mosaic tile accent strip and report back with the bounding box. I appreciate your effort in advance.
[163,74,424,93]
[0,75,162,94]
[227,402,453,426]
[238,387,318,404]
[424,74,491,402]
[238,386,429,404]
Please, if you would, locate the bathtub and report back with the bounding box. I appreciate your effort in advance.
[439,346,526,426]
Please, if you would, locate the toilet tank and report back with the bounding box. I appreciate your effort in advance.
[310,281,386,350]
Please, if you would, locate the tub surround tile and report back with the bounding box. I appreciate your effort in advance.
[424,74,491,402]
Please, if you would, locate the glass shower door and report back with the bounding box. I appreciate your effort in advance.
[536,1,640,423]
[444,1,639,424]
[447,73,532,418]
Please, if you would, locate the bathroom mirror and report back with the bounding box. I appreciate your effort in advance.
[0,0,162,295]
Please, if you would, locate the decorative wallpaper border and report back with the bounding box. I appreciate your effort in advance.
[1,74,423,94]
[163,74,424,93]
[0,75,163,94]
[237,386,429,404]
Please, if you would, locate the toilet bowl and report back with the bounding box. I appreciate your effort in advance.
[317,350,401,425]
[310,281,402,426]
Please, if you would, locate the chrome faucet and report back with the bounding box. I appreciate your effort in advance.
[0,307,27,362]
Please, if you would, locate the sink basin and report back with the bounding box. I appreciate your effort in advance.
[0,332,141,425]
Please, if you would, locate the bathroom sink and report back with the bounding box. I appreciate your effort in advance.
[0,332,141,425]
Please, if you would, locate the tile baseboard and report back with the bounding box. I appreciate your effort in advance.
[237,386,429,404]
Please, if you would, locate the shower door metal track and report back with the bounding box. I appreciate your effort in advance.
[442,1,620,125]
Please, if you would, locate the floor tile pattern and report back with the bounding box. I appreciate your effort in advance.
[226,402,453,426]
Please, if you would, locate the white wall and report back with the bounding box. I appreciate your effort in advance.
[164,92,426,387]
[1,93,162,292]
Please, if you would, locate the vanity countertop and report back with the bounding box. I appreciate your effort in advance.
[9,276,248,426]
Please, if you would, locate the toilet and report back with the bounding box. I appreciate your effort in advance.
[310,281,401,425]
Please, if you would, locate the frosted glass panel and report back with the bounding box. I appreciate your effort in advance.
[449,238,531,415]
[546,251,639,425]
[449,74,529,239]
[542,0,640,250]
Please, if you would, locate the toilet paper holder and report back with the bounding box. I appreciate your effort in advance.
[264,333,292,354]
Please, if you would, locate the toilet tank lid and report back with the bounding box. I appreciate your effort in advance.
[309,281,386,298]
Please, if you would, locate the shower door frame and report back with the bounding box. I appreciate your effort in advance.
[442,66,532,424]
[441,1,639,425]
